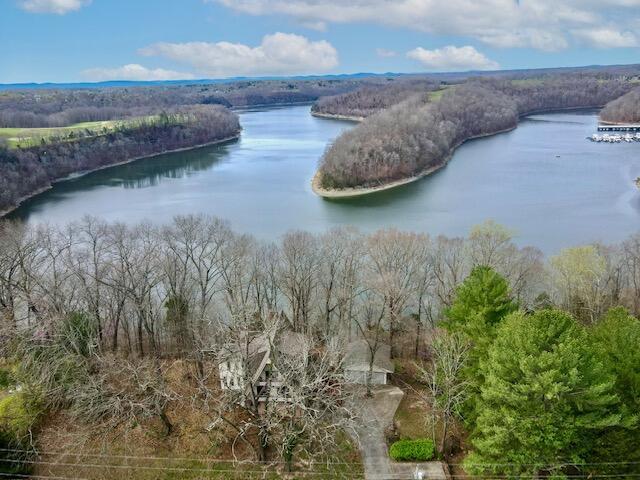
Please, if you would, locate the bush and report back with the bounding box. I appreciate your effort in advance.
[0,393,40,474]
[0,393,39,440]
[389,439,435,462]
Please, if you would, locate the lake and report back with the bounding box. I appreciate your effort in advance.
[8,105,640,254]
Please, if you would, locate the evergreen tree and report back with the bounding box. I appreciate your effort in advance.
[587,307,640,475]
[466,309,621,478]
[444,266,517,334]
[443,266,517,419]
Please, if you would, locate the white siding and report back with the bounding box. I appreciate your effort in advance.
[219,359,244,391]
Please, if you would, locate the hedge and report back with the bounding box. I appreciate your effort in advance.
[389,439,435,462]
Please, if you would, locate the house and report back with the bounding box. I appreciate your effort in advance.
[218,330,307,402]
[343,340,394,385]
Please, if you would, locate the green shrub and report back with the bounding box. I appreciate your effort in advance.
[0,393,40,474]
[389,439,435,462]
[0,393,39,440]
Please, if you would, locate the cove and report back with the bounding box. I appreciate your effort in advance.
[8,105,640,254]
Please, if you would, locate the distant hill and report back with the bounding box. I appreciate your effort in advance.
[2,64,639,91]
[0,73,405,91]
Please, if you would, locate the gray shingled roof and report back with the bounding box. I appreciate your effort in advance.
[344,340,394,373]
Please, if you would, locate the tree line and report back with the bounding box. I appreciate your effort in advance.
[317,76,633,189]
[0,77,396,128]
[2,218,640,474]
[311,78,439,119]
[1,217,640,475]
[0,105,240,213]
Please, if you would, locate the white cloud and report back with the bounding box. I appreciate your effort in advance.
[572,28,639,48]
[407,45,499,71]
[82,64,195,81]
[376,48,397,58]
[212,0,640,51]
[18,0,90,14]
[139,32,339,77]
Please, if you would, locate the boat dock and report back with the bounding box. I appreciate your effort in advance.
[597,124,640,132]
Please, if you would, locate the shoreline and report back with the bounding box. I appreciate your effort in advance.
[0,132,241,218]
[312,104,607,199]
[311,126,517,198]
[310,111,365,123]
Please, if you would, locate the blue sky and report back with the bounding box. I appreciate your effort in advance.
[1,0,640,83]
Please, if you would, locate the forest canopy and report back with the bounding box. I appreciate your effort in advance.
[600,87,640,124]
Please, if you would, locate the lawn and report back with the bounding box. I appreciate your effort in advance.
[0,116,161,149]
[428,86,451,102]
[511,78,545,86]
[394,388,432,440]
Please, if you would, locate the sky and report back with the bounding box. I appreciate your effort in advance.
[1,0,640,83]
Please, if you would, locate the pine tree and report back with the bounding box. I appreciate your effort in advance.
[587,307,640,475]
[443,266,517,419]
[466,309,621,477]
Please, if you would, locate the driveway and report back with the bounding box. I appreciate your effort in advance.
[350,385,448,480]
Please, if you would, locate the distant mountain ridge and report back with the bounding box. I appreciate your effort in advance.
[2,63,639,91]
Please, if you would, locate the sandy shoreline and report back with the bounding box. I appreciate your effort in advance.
[0,133,240,218]
[311,111,365,123]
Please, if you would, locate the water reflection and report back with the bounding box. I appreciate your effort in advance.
[9,106,640,254]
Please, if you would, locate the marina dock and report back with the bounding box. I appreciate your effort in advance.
[597,124,640,132]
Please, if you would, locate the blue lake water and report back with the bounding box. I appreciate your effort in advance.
[9,105,640,253]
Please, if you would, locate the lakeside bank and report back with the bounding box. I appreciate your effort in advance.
[311,111,365,123]
[311,126,517,198]
[0,133,241,218]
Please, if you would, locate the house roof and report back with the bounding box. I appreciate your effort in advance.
[344,340,394,374]
[219,329,308,383]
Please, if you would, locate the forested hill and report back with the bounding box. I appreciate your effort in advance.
[600,87,640,124]
[0,77,394,128]
[311,79,439,119]
[0,105,240,214]
[316,77,634,192]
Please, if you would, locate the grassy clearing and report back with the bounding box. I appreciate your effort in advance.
[511,78,545,86]
[428,86,450,102]
[0,116,163,149]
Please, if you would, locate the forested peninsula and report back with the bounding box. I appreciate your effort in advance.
[0,77,387,215]
[313,77,635,197]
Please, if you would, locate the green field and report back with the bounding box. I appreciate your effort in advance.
[0,116,164,149]
[511,78,545,86]
[428,86,451,102]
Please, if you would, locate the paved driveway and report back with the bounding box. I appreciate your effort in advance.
[350,385,448,480]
